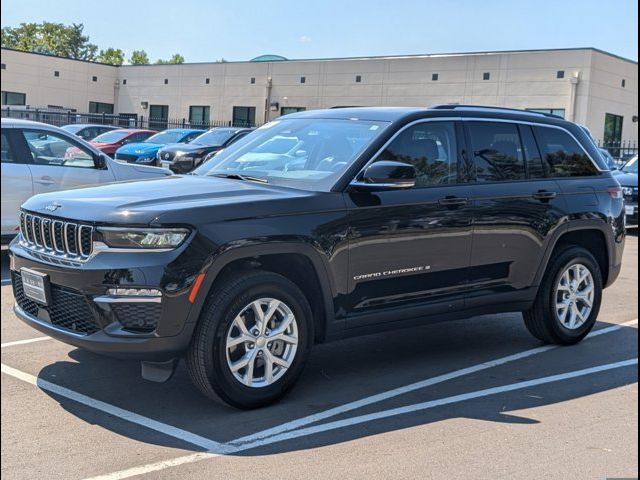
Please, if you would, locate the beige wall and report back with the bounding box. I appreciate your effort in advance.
[1,47,637,142]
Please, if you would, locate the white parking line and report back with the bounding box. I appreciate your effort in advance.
[1,336,51,349]
[84,357,638,480]
[0,364,229,453]
[81,318,638,480]
[231,318,639,446]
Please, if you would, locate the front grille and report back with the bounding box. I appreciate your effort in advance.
[115,153,138,162]
[12,272,100,335]
[111,303,162,333]
[624,187,638,203]
[20,211,93,260]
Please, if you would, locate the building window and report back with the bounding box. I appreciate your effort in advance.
[164,79,168,85]
[189,106,210,126]
[232,106,256,127]
[482,72,490,80]
[205,78,210,84]
[525,108,566,119]
[92,76,98,82]
[432,73,439,81]
[621,79,626,88]
[281,107,306,115]
[604,113,624,144]
[88,101,114,114]
[149,105,169,130]
[54,71,60,77]
[1,91,26,105]
[122,79,127,85]
[0,63,5,70]
[355,75,362,83]
[557,70,565,79]
[300,76,306,83]
[250,77,256,84]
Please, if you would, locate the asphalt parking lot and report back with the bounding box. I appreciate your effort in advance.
[1,235,637,480]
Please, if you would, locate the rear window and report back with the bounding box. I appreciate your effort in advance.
[533,127,598,177]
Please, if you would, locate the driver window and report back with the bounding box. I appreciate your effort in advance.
[467,122,525,181]
[22,130,95,168]
[375,121,458,186]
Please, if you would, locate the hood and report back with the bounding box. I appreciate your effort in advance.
[160,143,220,155]
[116,142,163,156]
[612,170,638,187]
[21,175,325,226]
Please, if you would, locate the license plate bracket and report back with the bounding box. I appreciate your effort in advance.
[20,268,51,306]
[625,205,635,215]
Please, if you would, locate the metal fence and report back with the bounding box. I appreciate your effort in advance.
[0,106,257,130]
[596,139,638,160]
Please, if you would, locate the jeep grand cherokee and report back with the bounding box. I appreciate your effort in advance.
[9,106,626,409]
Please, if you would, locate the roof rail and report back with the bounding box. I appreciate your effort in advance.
[429,104,562,118]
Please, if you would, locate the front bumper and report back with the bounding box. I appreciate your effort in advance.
[8,239,206,361]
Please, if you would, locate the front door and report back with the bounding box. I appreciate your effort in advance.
[17,129,115,196]
[344,120,474,328]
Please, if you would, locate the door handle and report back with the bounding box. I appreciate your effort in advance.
[34,176,55,185]
[532,190,557,202]
[438,196,469,207]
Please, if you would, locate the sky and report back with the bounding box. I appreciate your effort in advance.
[1,0,638,63]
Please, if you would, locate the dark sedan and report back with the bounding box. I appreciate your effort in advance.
[156,127,254,173]
[613,155,638,227]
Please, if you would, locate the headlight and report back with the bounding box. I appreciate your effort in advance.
[136,156,155,164]
[99,228,190,249]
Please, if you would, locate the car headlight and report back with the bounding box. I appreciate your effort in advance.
[98,228,190,249]
[136,156,155,164]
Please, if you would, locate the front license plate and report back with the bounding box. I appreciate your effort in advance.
[626,205,636,215]
[21,268,50,305]
[161,161,172,169]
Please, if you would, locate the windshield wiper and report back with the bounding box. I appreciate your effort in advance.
[210,173,268,183]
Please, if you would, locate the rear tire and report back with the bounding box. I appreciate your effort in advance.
[524,246,602,345]
[186,270,313,409]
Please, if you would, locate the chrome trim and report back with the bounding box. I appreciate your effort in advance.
[41,218,51,250]
[91,241,174,255]
[52,220,65,253]
[23,214,32,243]
[32,216,42,247]
[63,222,77,254]
[79,225,93,257]
[93,295,162,304]
[349,116,604,186]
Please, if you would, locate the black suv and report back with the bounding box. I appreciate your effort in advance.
[9,106,626,409]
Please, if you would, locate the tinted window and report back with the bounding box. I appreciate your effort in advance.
[534,127,598,177]
[1,132,16,163]
[93,130,130,143]
[519,125,546,179]
[22,130,94,168]
[468,122,525,182]
[376,122,458,186]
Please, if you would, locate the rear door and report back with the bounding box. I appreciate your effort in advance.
[16,128,116,195]
[464,120,566,303]
[1,129,33,237]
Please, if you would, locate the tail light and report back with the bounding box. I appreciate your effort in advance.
[608,187,623,199]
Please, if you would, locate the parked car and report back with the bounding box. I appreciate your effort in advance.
[156,127,253,173]
[114,128,205,165]
[61,124,119,141]
[1,119,171,243]
[75,129,156,158]
[613,155,638,226]
[9,106,626,409]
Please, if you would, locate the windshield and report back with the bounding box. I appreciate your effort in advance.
[92,130,129,143]
[145,131,187,144]
[190,130,237,147]
[61,125,83,134]
[623,157,638,174]
[194,118,390,191]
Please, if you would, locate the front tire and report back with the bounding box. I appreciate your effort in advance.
[524,246,602,345]
[186,270,313,409]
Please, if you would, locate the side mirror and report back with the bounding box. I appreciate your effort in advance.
[351,161,416,190]
[94,153,108,169]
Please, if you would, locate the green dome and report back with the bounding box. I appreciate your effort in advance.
[251,54,288,62]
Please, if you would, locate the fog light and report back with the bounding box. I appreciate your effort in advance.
[107,288,162,297]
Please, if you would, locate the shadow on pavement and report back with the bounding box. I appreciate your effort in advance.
[36,314,638,455]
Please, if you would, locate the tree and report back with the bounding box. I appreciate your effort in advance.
[155,53,185,65]
[1,22,98,61]
[129,50,150,65]
[97,47,125,66]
